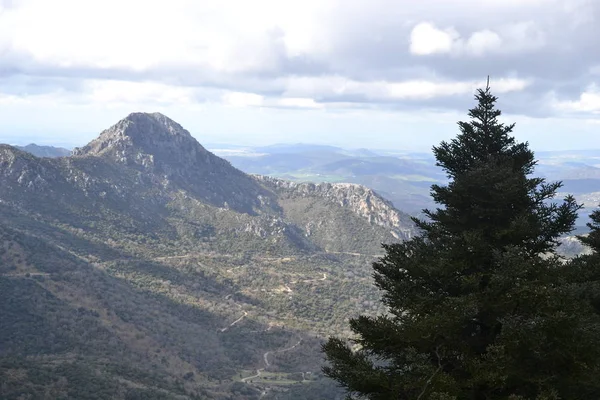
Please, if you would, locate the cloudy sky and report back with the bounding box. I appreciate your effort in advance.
[0,0,599,150]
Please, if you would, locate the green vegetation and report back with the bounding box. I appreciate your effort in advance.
[0,224,370,398]
[1,115,408,399]
[323,85,600,399]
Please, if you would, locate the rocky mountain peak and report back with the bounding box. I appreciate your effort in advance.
[71,112,236,184]
[71,112,278,214]
[72,112,210,167]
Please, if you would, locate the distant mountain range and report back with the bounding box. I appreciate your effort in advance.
[15,136,600,228]
[15,135,600,240]
[15,143,71,158]
[0,113,416,399]
[212,143,444,216]
[211,143,600,224]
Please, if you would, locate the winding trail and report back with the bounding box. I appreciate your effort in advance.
[263,338,303,367]
[219,295,248,333]
[241,370,262,383]
[290,272,327,285]
[299,273,327,284]
[241,337,303,383]
[220,310,248,332]
[324,251,382,257]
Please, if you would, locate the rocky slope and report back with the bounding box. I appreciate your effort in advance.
[0,112,416,399]
[257,176,414,239]
[73,112,278,215]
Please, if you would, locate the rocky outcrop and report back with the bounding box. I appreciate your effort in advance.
[0,145,58,192]
[255,176,415,240]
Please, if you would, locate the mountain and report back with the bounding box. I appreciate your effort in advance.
[254,143,345,154]
[71,112,278,215]
[16,143,71,158]
[0,113,416,399]
[217,144,444,215]
[217,145,600,230]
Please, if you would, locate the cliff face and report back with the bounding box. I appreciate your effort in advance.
[256,176,415,243]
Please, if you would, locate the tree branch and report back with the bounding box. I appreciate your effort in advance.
[416,346,443,400]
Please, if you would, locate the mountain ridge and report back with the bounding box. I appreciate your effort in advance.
[256,175,414,240]
[15,143,71,158]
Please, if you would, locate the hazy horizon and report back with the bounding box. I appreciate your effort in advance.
[3,109,600,153]
[7,133,600,155]
[6,132,600,155]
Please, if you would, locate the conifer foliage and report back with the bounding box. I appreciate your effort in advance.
[578,209,600,252]
[322,84,600,399]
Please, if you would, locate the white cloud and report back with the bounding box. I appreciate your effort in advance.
[277,97,323,109]
[3,0,552,74]
[0,0,597,130]
[493,78,532,92]
[0,93,32,105]
[0,86,73,106]
[387,77,528,99]
[222,92,265,107]
[409,22,457,55]
[499,21,545,52]
[387,81,469,99]
[283,76,529,101]
[466,30,503,56]
[85,80,199,106]
[217,76,529,109]
[409,21,544,57]
[0,0,331,73]
[555,87,600,114]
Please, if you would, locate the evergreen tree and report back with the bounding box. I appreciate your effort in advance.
[578,209,600,252]
[562,210,600,316]
[323,84,600,399]
[565,210,600,337]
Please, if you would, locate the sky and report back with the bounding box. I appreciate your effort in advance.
[1,0,599,151]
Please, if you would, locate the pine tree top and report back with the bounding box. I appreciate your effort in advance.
[417,84,579,256]
[434,85,534,179]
